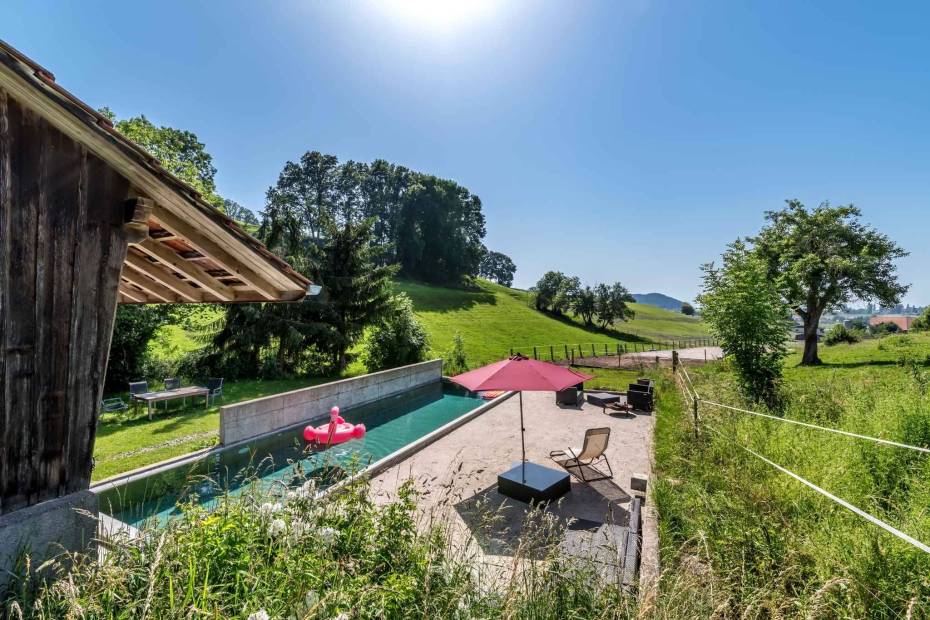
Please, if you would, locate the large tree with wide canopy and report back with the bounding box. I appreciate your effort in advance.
[752,200,908,365]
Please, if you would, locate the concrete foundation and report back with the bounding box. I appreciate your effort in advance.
[220,359,444,445]
[0,490,98,583]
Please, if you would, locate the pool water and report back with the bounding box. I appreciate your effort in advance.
[97,381,483,528]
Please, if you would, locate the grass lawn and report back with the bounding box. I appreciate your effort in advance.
[652,332,930,616]
[93,376,345,481]
[397,278,708,366]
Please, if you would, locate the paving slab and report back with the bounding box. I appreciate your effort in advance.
[369,389,654,583]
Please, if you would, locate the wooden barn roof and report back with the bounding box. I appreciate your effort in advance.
[0,39,310,304]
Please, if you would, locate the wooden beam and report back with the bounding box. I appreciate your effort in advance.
[118,283,147,303]
[151,204,281,301]
[123,197,153,244]
[121,269,177,303]
[124,251,203,302]
[134,238,236,302]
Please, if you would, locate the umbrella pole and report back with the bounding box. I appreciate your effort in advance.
[519,391,526,482]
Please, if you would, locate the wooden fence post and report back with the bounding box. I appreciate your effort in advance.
[591,343,596,357]
[692,397,700,439]
[550,345,554,361]
[564,344,569,359]
[533,346,538,360]
[578,345,583,358]
[510,347,514,357]
[672,350,679,372]
[571,349,575,365]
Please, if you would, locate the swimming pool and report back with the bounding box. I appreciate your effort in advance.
[96,381,488,528]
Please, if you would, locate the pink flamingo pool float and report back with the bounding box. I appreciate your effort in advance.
[304,406,366,447]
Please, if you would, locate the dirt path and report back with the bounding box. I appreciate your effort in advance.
[566,346,723,369]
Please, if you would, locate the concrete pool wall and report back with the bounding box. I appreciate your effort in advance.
[220,359,444,445]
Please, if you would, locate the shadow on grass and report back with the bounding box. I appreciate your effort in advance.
[797,359,924,369]
[406,289,496,313]
[540,311,652,344]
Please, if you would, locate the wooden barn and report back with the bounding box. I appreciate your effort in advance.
[0,39,310,571]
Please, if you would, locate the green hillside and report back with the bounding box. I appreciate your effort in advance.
[397,279,709,366]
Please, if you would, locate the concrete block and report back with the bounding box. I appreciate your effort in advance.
[631,473,648,494]
[0,491,98,586]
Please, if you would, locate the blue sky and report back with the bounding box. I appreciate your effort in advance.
[4,1,930,303]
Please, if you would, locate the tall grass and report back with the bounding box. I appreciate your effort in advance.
[653,343,930,618]
[2,471,639,619]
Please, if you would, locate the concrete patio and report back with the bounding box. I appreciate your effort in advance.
[369,389,655,583]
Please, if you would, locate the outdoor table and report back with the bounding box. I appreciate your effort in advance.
[586,391,622,411]
[498,461,571,504]
[133,386,210,420]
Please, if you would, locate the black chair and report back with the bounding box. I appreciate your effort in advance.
[129,380,149,414]
[206,377,224,406]
[556,382,584,406]
[627,382,654,411]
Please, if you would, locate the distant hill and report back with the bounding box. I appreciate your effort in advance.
[633,292,687,312]
[397,279,708,366]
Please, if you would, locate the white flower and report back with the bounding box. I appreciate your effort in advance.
[304,590,320,609]
[319,526,338,547]
[298,479,316,498]
[288,519,309,543]
[332,613,349,620]
[259,502,283,518]
[268,518,287,538]
[285,490,298,501]
[247,610,270,620]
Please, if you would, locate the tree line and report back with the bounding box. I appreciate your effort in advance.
[531,271,635,328]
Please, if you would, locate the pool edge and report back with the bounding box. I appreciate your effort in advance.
[91,387,515,536]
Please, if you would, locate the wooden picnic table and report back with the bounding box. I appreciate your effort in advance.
[133,386,210,419]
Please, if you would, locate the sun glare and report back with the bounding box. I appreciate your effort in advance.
[377,0,499,35]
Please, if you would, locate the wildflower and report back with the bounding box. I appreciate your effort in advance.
[298,479,316,498]
[285,490,298,501]
[247,610,270,620]
[268,518,287,538]
[319,526,338,547]
[260,502,283,518]
[288,519,309,543]
[333,613,349,620]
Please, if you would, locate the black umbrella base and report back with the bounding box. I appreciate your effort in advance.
[498,461,571,504]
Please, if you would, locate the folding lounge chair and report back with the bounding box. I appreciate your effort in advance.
[549,427,614,482]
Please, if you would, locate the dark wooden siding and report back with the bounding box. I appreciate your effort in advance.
[0,88,129,513]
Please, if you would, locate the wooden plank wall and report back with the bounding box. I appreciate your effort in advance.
[0,88,129,514]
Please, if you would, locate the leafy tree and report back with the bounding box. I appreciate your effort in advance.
[479,251,517,287]
[532,271,568,312]
[396,175,486,284]
[104,306,172,391]
[594,282,636,327]
[222,199,259,226]
[106,110,221,207]
[364,294,430,372]
[263,152,485,283]
[572,286,597,326]
[681,302,695,316]
[552,275,581,316]
[699,243,790,407]
[753,200,908,365]
[444,333,469,375]
[911,307,930,332]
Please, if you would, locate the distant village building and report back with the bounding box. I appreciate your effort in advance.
[868,315,914,332]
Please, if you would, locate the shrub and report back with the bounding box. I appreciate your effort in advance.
[869,321,900,337]
[698,243,790,408]
[364,294,430,372]
[824,324,860,345]
[443,333,469,375]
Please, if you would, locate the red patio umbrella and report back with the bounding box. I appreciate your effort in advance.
[449,355,594,465]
